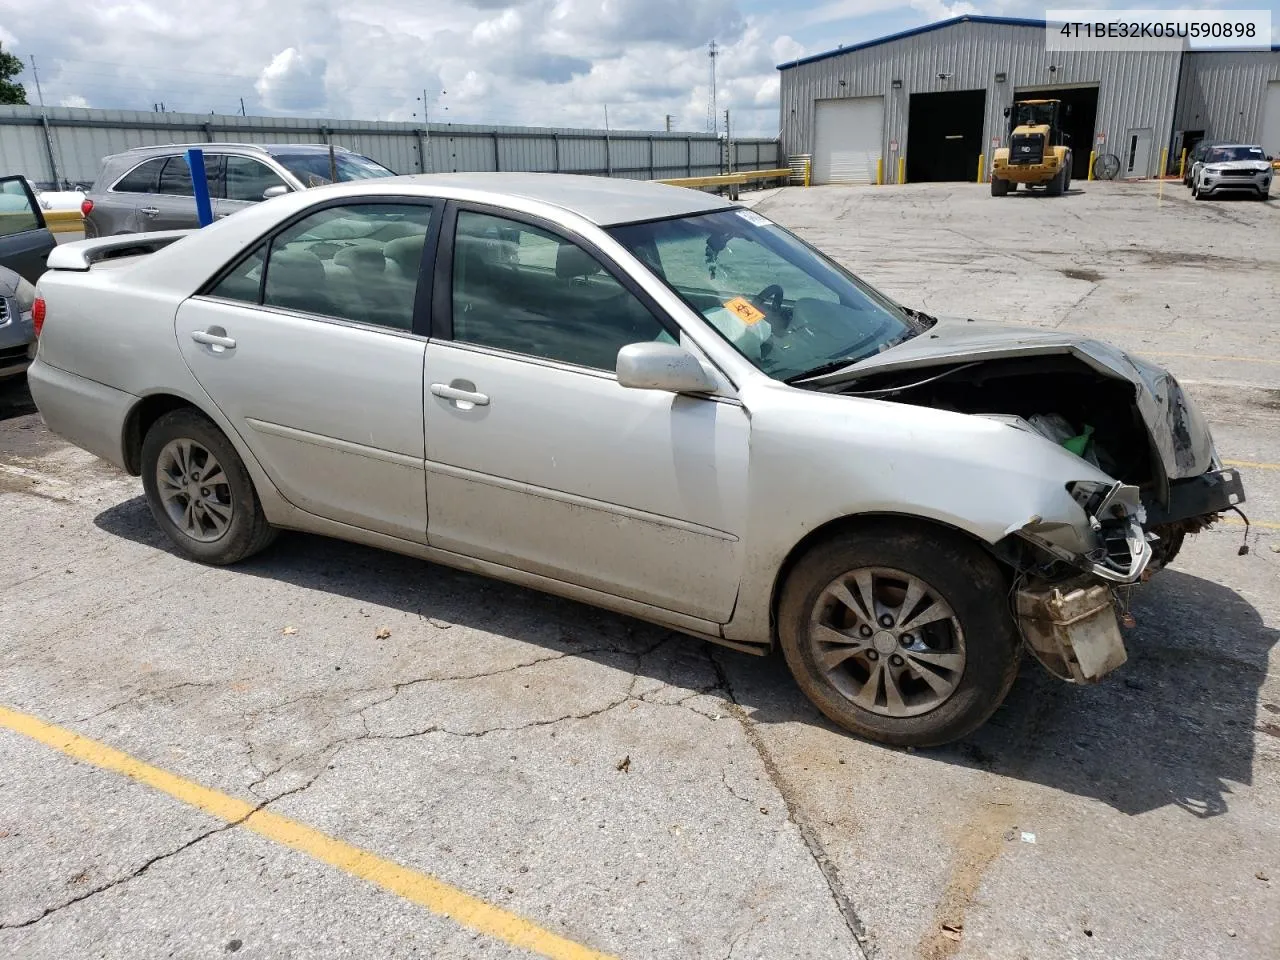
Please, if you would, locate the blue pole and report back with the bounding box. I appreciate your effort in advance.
[185,148,214,227]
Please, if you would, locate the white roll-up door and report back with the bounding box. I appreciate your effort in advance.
[1262,81,1280,158]
[811,97,884,185]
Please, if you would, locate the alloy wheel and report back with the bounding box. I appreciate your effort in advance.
[807,567,966,717]
[155,438,235,542]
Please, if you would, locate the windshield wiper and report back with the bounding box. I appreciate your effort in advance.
[784,358,861,384]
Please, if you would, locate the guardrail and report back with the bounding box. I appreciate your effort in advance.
[657,168,795,199]
[44,210,84,234]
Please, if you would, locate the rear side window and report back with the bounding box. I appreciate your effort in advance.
[112,157,167,193]
[207,202,433,331]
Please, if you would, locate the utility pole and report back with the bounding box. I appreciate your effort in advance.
[706,41,718,135]
[724,108,732,173]
[416,88,431,173]
[665,114,673,132]
[239,97,246,117]
[604,104,610,130]
[28,56,61,188]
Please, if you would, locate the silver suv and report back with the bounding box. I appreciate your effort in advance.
[82,143,395,237]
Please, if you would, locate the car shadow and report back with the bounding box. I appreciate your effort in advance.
[95,496,1276,818]
[0,375,36,422]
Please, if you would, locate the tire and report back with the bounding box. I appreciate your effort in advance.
[1193,183,1206,200]
[990,176,1009,197]
[777,523,1020,747]
[1148,526,1185,570]
[140,409,276,565]
[1045,167,1065,196]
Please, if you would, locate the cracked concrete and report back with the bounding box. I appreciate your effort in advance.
[2,181,1279,959]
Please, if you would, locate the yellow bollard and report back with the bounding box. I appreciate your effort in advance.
[1158,147,1168,199]
[1088,150,1096,181]
[898,156,906,185]
[1178,147,1187,181]
[976,154,985,184]
[876,157,883,185]
[804,159,811,188]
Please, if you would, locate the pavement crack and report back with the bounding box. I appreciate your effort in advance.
[710,650,875,959]
[720,771,752,803]
[0,776,314,931]
[69,681,218,725]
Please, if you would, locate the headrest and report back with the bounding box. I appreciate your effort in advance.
[267,249,325,287]
[334,245,385,273]
[555,243,602,280]
[384,234,426,274]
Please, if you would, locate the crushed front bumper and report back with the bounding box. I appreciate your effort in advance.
[1144,468,1245,526]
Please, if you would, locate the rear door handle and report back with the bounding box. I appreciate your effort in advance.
[140,206,160,217]
[192,329,236,351]
[430,382,490,408]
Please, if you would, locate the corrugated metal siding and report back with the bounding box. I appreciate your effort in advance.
[780,20,1182,178]
[1173,50,1280,147]
[0,105,780,187]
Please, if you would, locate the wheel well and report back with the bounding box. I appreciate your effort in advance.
[122,394,199,475]
[767,513,1005,645]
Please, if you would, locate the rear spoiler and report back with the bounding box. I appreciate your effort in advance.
[46,230,194,272]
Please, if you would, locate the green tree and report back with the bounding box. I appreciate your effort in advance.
[0,45,28,105]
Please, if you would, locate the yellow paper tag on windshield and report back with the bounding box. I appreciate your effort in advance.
[724,297,766,326]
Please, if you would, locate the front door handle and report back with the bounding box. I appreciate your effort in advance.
[140,206,160,217]
[430,382,490,408]
[192,329,236,351]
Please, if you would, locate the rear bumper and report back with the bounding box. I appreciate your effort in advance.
[994,162,1063,183]
[27,358,135,471]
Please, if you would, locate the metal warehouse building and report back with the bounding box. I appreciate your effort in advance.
[778,15,1280,184]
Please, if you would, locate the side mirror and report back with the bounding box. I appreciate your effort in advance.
[262,185,289,200]
[616,342,718,395]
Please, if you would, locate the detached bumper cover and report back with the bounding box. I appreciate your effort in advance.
[1144,469,1245,526]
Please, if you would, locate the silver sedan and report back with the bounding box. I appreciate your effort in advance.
[27,174,1244,746]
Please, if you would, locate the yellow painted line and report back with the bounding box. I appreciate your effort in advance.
[1221,517,1280,530]
[0,704,616,960]
[1223,459,1280,471]
[1139,351,1280,366]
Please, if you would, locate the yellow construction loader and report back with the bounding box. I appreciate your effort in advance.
[991,100,1073,196]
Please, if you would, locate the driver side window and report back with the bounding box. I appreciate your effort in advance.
[450,211,668,371]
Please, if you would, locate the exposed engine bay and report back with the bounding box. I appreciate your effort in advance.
[821,344,1247,684]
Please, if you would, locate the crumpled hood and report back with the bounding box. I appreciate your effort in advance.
[828,315,1215,482]
[1204,160,1270,173]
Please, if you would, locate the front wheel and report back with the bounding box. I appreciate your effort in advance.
[141,409,276,565]
[990,176,1009,197]
[777,524,1020,747]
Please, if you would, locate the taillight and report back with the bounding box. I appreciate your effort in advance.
[32,298,46,337]
[80,198,93,217]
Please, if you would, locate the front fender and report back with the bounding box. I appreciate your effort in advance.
[723,382,1120,645]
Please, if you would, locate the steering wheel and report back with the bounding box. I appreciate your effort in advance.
[751,284,785,316]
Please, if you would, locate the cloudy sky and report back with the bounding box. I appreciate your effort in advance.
[0,0,1276,136]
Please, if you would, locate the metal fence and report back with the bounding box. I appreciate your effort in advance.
[0,106,781,189]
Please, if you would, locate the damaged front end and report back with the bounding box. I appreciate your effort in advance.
[1007,481,1150,683]
[811,317,1250,684]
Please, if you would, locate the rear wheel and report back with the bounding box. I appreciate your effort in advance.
[990,176,1009,197]
[141,409,276,565]
[777,524,1020,747]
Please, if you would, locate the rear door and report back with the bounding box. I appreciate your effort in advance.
[175,197,438,541]
[92,156,168,235]
[0,176,55,284]
[143,154,224,230]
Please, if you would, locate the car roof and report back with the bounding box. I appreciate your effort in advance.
[373,173,735,227]
[107,142,356,159]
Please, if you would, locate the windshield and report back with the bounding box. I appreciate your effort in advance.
[608,209,920,382]
[273,152,395,187]
[1014,102,1055,127]
[1206,146,1265,163]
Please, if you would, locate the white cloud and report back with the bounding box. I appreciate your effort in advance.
[59,94,90,107]
[0,0,797,134]
[255,47,328,113]
[0,25,18,48]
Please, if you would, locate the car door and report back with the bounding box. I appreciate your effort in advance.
[94,156,169,235]
[142,154,223,231]
[175,198,439,541]
[423,205,749,623]
[0,176,55,284]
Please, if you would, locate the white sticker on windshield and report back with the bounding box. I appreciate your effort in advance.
[736,209,773,228]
